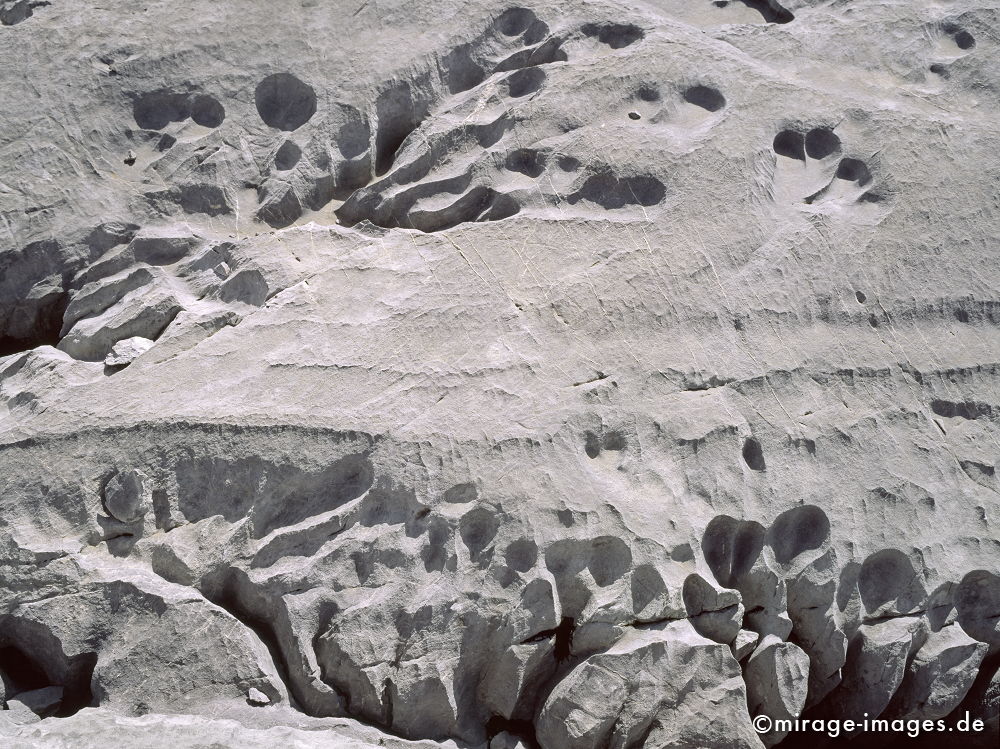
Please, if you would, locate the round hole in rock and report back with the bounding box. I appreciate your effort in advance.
[274,140,302,171]
[637,85,660,102]
[133,91,191,130]
[582,22,644,49]
[742,436,766,471]
[460,506,500,559]
[956,570,1000,644]
[953,30,975,50]
[683,85,726,112]
[495,7,534,36]
[190,94,225,128]
[505,538,538,573]
[805,127,841,159]
[522,18,550,46]
[767,505,830,565]
[571,174,665,209]
[628,111,641,120]
[505,148,545,178]
[858,548,926,614]
[836,157,872,186]
[505,67,546,98]
[702,515,766,586]
[773,130,805,160]
[255,73,317,131]
[557,155,580,172]
[855,290,866,303]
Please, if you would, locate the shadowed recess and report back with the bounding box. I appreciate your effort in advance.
[955,570,1000,645]
[722,0,795,24]
[190,94,225,127]
[767,505,830,565]
[568,174,665,209]
[133,91,191,130]
[505,148,546,177]
[805,127,840,159]
[255,73,317,131]
[858,548,926,616]
[0,619,97,717]
[835,157,872,185]
[504,66,546,97]
[581,22,644,49]
[683,85,726,112]
[274,140,302,171]
[702,515,766,586]
[773,130,805,160]
[742,436,766,471]
[373,79,431,175]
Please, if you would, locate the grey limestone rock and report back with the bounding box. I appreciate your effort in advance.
[102,468,151,523]
[1,0,1000,747]
[246,687,270,706]
[883,625,989,720]
[104,336,155,368]
[744,635,810,746]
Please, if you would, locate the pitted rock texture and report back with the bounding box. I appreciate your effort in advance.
[2,1,1000,748]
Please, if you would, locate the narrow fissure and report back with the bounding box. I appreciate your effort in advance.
[200,576,304,713]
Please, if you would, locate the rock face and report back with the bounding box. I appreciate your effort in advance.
[1,0,999,748]
[744,636,810,747]
[101,468,151,523]
[103,336,155,369]
[536,621,760,748]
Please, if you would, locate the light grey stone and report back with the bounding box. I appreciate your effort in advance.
[102,468,150,523]
[536,621,761,748]
[884,625,988,720]
[744,635,810,747]
[733,629,761,661]
[246,687,270,706]
[104,337,155,368]
[1,1,999,747]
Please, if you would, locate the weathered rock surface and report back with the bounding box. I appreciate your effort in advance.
[2,0,1000,747]
[744,635,810,746]
[103,336,155,369]
[536,620,759,748]
[883,625,988,720]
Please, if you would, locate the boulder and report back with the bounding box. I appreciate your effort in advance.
[104,336,155,368]
[743,635,810,746]
[884,625,988,720]
[103,469,151,523]
[536,620,762,749]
